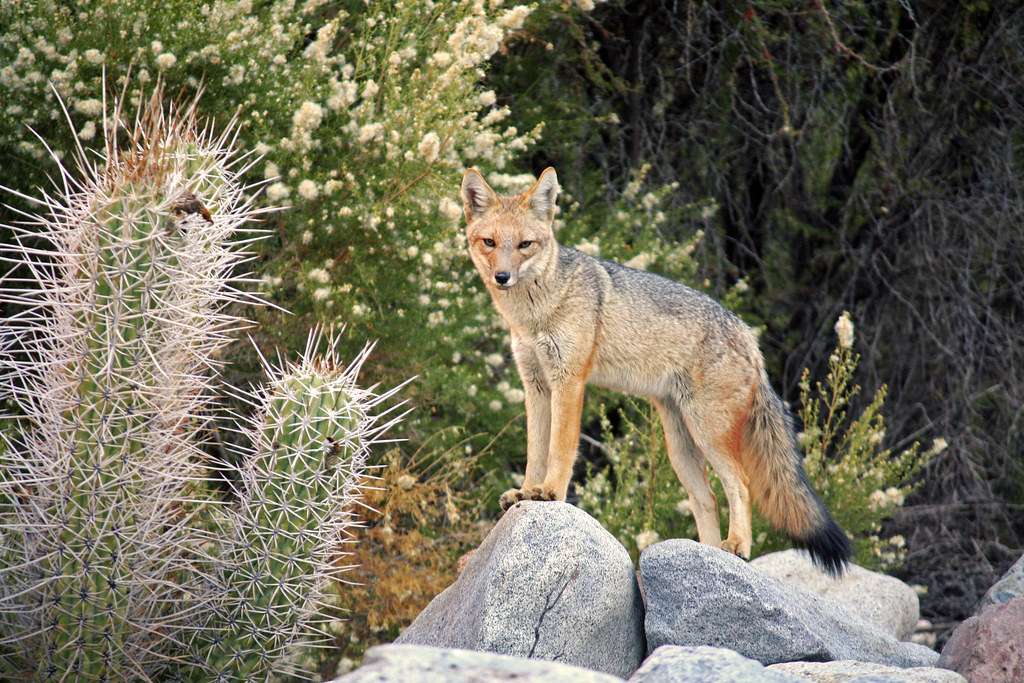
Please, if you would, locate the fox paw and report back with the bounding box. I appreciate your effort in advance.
[498,486,559,512]
[499,488,526,512]
[720,538,751,560]
[522,485,558,502]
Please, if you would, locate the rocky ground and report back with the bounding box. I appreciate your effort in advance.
[333,502,1023,682]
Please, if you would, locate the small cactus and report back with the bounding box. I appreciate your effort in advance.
[193,334,408,681]
[0,87,406,680]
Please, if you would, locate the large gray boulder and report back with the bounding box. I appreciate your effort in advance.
[332,644,625,683]
[628,645,800,682]
[978,554,1024,611]
[769,660,966,682]
[396,501,645,678]
[752,549,920,640]
[640,540,938,668]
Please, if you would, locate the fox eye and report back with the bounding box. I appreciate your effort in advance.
[482,238,496,248]
[518,240,533,249]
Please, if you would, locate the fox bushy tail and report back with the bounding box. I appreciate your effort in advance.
[741,371,851,576]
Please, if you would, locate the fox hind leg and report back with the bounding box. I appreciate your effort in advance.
[682,399,754,559]
[652,398,722,548]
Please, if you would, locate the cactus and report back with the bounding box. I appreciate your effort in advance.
[192,335,407,681]
[0,88,405,680]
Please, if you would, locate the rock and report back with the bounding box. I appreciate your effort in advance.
[752,549,920,640]
[769,660,966,682]
[628,645,800,682]
[395,501,645,678]
[978,554,1024,610]
[332,644,625,683]
[937,597,1024,682]
[640,540,938,668]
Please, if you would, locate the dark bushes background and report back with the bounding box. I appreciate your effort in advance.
[490,0,1024,639]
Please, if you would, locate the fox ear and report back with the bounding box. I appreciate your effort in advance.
[461,168,497,223]
[524,167,559,223]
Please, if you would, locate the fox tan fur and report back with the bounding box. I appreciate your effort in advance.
[461,167,851,574]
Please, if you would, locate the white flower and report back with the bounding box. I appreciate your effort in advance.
[430,51,452,67]
[635,530,660,551]
[73,98,103,117]
[362,79,379,99]
[485,353,504,367]
[498,5,532,30]
[734,278,749,293]
[418,131,441,163]
[293,100,323,131]
[83,49,104,65]
[358,123,383,144]
[624,253,654,271]
[438,197,462,221]
[155,53,177,70]
[478,90,497,107]
[301,230,313,245]
[313,287,331,301]
[930,437,949,455]
[575,238,600,257]
[77,121,96,141]
[406,245,419,258]
[297,179,319,200]
[835,311,855,350]
[505,388,525,403]
[467,385,478,397]
[352,303,369,316]
[675,499,693,517]
[489,400,503,412]
[266,182,290,202]
[308,268,330,284]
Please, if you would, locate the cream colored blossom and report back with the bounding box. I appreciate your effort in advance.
[155,53,177,70]
[635,530,660,551]
[835,311,855,349]
[77,121,96,141]
[266,182,290,202]
[73,98,103,117]
[624,253,654,271]
[83,49,104,65]
[418,131,441,163]
[297,179,319,200]
[293,101,323,132]
[478,90,497,107]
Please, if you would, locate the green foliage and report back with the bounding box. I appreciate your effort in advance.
[579,313,943,569]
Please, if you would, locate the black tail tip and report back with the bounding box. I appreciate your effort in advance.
[799,517,853,577]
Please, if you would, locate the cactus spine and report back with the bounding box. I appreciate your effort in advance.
[0,89,405,681]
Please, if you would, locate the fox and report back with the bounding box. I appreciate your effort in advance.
[460,166,852,575]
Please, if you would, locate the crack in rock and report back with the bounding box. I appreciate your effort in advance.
[528,568,579,659]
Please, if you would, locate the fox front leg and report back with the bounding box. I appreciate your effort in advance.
[537,376,586,501]
[500,340,553,512]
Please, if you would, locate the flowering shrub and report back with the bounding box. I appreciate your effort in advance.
[579,313,943,569]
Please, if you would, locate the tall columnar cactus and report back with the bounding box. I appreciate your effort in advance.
[0,89,405,681]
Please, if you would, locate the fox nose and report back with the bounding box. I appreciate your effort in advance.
[494,272,511,285]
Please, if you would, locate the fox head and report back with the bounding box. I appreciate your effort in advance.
[461,167,559,291]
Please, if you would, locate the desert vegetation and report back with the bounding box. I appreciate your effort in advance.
[1,1,1020,678]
